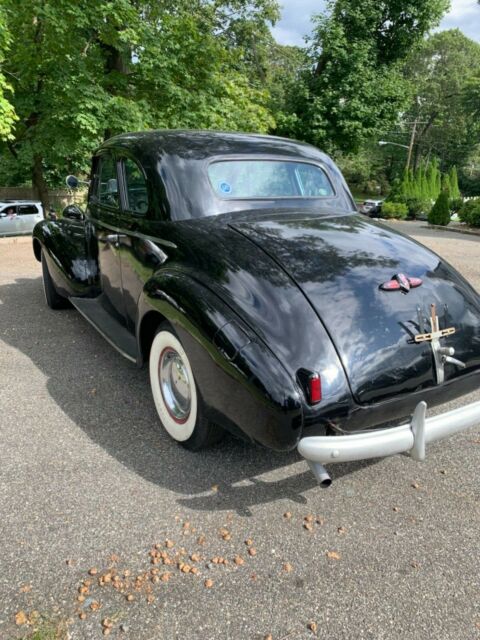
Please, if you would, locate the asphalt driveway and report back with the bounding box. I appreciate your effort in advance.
[0,226,479,640]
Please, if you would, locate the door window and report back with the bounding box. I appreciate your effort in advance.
[98,155,119,208]
[1,205,17,217]
[124,158,148,214]
[18,205,38,215]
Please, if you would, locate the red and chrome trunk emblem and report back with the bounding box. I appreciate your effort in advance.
[380,273,422,293]
[414,303,465,384]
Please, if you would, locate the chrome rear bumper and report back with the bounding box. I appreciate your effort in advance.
[298,399,480,485]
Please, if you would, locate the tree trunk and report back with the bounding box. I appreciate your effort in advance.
[32,153,50,213]
[101,41,129,141]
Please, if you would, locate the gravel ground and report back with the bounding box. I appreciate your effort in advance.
[0,226,479,640]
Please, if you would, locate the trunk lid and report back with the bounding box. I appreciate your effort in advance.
[230,213,480,404]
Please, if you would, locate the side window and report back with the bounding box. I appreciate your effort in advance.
[97,155,119,208]
[294,164,334,196]
[124,158,148,214]
[1,205,17,216]
[18,205,38,215]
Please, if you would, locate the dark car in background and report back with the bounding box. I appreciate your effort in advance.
[31,130,480,486]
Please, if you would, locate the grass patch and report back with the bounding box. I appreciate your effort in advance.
[17,619,68,640]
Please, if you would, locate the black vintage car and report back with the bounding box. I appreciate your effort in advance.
[33,130,480,486]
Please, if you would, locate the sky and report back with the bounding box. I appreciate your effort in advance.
[271,0,480,47]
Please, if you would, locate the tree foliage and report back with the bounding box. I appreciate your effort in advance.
[0,0,477,206]
[0,0,279,203]
[459,198,480,227]
[428,189,450,225]
[284,0,449,152]
[399,160,443,200]
[0,4,16,140]
[402,30,480,173]
[350,29,480,195]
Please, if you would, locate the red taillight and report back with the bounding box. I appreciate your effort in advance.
[308,373,322,404]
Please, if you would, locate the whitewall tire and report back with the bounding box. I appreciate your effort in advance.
[148,323,224,450]
[149,329,197,441]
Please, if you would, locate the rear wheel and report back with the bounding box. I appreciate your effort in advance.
[41,250,68,309]
[149,323,223,450]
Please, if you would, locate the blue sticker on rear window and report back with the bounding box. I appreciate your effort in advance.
[219,181,231,194]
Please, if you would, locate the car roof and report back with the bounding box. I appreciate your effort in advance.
[0,200,42,205]
[99,129,333,165]
[97,129,356,220]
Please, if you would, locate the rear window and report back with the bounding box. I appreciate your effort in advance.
[208,160,334,199]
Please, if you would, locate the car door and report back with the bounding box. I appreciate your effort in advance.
[0,205,18,235]
[17,204,43,234]
[88,152,127,323]
[115,155,155,331]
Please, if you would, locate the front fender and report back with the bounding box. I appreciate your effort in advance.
[138,272,303,451]
[33,219,98,297]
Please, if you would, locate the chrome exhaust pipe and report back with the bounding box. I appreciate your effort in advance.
[307,460,332,487]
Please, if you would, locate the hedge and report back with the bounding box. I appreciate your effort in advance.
[380,202,408,219]
[459,198,480,227]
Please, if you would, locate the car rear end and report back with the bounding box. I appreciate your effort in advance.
[228,211,480,483]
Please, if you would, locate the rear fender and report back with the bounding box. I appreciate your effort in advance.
[137,273,303,451]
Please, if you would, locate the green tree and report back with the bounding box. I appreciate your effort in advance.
[426,160,440,199]
[428,189,450,225]
[335,143,390,194]
[400,168,410,197]
[264,42,308,131]
[0,4,16,140]
[285,0,449,153]
[403,30,480,171]
[448,165,461,199]
[419,164,430,199]
[0,0,279,206]
[441,173,451,196]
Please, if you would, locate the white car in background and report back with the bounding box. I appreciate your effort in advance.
[358,199,383,216]
[0,201,44,236]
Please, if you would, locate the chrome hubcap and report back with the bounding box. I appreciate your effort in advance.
[159,348,191,423]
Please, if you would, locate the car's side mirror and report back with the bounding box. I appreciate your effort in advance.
[0,213,6,218]
[62,205,85,221]
[66,175,79,189]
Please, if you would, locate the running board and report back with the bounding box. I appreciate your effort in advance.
[70,295,138,363]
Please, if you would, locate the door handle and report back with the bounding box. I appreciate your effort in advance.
[103,233,127,248]
[115,234,127,248]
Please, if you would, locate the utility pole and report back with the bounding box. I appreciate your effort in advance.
[406,117,417,171]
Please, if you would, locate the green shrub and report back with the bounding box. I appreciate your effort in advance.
[469,207,480,227]
[380,202,408,219]
[405,197,431,219]
[459,198,480,226]
[428,190,450,226]
[449,197,463,213]
[385,191,407,206]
